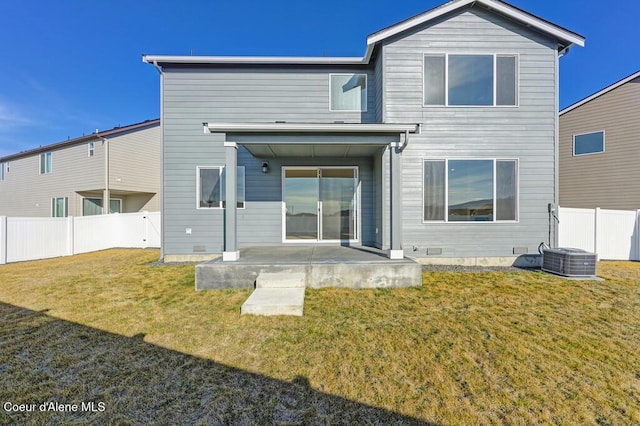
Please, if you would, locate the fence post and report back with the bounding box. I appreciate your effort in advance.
[636,210,640,261]
[67,216,75,256]
[594,207,601,260]
[0,216,6,265]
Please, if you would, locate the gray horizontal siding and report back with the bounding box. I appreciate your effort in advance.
[162,66,381,255]
[382,6,559,257]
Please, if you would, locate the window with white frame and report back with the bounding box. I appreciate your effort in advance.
[40,152,52,174]
[0,162,6,181]
[423,159,518,222]
[88,141,95,157]
[330,73,367,112]
[424,54,518,106]
[197,166,245,209]
[52,197,68,217]
[573,131,604,156]
[82,198,122,215]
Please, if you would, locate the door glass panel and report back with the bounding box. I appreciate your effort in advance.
[320,168,356,240]
[285,169,318,239]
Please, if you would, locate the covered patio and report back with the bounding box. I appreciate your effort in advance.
[204,122,420,263]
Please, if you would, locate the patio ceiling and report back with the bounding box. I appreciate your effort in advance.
[242,143,383,158]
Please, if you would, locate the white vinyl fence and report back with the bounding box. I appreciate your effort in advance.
[558,207,640,261]
[0,212,160,265]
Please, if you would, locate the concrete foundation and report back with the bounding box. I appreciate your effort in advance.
[196,246,422,290]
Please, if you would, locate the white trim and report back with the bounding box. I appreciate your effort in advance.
[328,73,368,113]
[51,196,68,218]
[421,158,519,224]
[561,70,640,115]
[223,141,238,148]
[572,130,605,156]
[143,55,365,65]
[205,122,418,134]
[423,53,519,108]
[281,166,360,244]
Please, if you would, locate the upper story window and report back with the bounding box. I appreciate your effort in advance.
[424,54,518,107]
[197,166,246,209]
[423,159,518,222]
[0,161,6,181]
[40,152,52,174]
[573,131,604,156]
[88,141,95,157]
[330,74,367,112]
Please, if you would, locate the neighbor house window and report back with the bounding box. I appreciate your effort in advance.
[330,74,367,112]
[0,162,6,181]
[88,141,95,157]
[424,54,518,106]
[82,198,122,215]
[423,159,518,222]
[52,197,68,217]
[197,166,245,209]
[573,131,604,156]
[40,152,52,174]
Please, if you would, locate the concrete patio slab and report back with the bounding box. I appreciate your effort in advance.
[241,288,305,316]
[196,246,422,290]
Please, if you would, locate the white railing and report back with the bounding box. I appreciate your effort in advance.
[558,207,640,261]
[0,212,160,264]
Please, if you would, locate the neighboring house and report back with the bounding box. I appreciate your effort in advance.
[559,70,640,210]
[0,119,160,218]
[143,0,584,264]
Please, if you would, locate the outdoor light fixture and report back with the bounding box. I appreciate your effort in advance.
[262,162,269,173]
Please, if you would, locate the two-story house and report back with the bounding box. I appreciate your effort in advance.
[143,0,584,265]
[0,119,160,217]
[559,70,640,210]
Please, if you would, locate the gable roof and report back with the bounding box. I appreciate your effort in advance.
[364,0,585,62]
[560,70,640,116]
[0,119,160,162]
[143,0,584,68]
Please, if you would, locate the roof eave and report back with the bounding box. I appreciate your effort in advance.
[142,55,367,66]
[560,70,640,116]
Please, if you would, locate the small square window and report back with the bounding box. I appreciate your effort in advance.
[573,131,604,156]
[330,74,367,112]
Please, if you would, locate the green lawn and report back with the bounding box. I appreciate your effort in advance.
[1,249,639,424]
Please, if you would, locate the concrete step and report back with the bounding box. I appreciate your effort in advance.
[241,288,305,316]
[256,271,306,288]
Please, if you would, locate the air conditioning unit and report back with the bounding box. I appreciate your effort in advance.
[542,248,597,277]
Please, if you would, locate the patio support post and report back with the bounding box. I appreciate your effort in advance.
[388,141,403,259]
[223,142,239,261]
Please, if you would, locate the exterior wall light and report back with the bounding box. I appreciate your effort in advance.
[262,162,269,173]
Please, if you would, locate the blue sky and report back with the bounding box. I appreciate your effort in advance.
[0,0,638,157]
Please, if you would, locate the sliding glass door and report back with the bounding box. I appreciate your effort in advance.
[284,167,358,241]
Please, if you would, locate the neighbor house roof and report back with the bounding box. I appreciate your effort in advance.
[143,0,585,68]
[0,119,160,162]
[560,70,640,116]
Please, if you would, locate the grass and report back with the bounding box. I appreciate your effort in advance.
[0,249,639,424]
